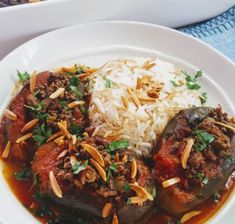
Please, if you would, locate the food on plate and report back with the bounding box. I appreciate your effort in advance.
[153,107,235,215]
[0,58,234,224]
[0,0,43,7]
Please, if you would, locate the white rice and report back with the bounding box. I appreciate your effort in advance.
[88,58,203,157]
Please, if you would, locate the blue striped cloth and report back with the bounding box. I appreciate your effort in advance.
[178,6,235,62]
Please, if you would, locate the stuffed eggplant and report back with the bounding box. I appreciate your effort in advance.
[153,107,235,215]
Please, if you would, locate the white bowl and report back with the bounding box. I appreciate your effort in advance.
[0,21,234,224]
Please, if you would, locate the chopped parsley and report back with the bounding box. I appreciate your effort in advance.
[72,160,88,175]
[151,187,157,199]
[75,65,84,75]
[193,130,215,152]
[123,183,131,192]
[17,70,30,84]
[33,191,52,217]
[70,85,83,99]
[183,70,202,90]
[25,103,43,112]
[170,80,180,87]
[70,123,84,137]
[107,163,117,180]
[105,140,129,154]
[14,167,32,180]
[33,124,52,146]
[202,176,209,185]
[196,172,209,185]
[103,76,114,88]
[80,106,88,116]
[200,92,208,104]
[33,89,40,97]
[70,76,80,86]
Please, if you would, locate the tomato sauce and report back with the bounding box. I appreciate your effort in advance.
[1,157,234,224]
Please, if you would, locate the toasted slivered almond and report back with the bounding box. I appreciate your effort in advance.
[21,118,39,133]
[162,177,181,188]
[122,154,128,163]
[57,121,70,139]
[57,150,68,160]
[131,159,137,179]
[49,170,62,198]
[49,88,65,99]
[61,66,77,73]
[114,153,119,162]
[71,134,77,145]
[136,78,142,89]
[90,158,107,181]
[2,141,11,159]
[5,109,17,121]
[181,138,194,169]
[112,213,118,224]
[138,97,156,103]
[129,183,153,201]
[30,71,37,93]
[214,121,235,133]
[16,133,33,143]
[54,136,65,146]
[67,100,85,109]
[82,67,98,73]
[121,96,129,109]
[47,131,63,142]
[167,92,176,100]
[128,196,147,204]
[70,155,78,166]
[180,210,201,223]
[81,143,105,167]
[142,62,156,70]
[179,79,186,85]
[102,203,112,218]
[83,132,89,138]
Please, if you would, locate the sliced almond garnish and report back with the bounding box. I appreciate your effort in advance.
[121,96,129,109]
[21,118,39,133]
[136,78,142,89]
[142,61,156,70]
[5,109,17,121]
[112,213,119,224]
[67,100,85,109]
[128,196,147,204]
[49,170,62,198]
[82,67,98,74]
[162,177,181,188]
[180,210,201,223]
[131,159,137,179]
[57,150,68,160]
[57,121,70,139]
[90,158,107,182]
[102,203,112,218]
[47,131,63,142]
[81,143,105,167]
[54,135,65,146]
[214,121,235,133]
[122,154,128,163]
[181,138,194,169]
[16,133,33,143]
[114,153,119,162]
[70,155,78,166]
[30,71,37,93]
[49,88,65,99]
[71,134,77,145]
[2,141,11,159]
[129,183,153,201]
[61,67,77,73]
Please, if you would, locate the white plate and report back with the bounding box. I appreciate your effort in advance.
[0,0,234,60]
[0,21,235,224]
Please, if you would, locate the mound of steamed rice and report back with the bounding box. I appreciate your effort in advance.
[88,58,203,157]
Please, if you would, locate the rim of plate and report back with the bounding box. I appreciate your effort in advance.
[0,20,234,224]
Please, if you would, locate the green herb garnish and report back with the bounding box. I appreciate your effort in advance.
[17,70,30,84]
[202,176,209,185]
[72,160,88,175]
[70,123,84,137]
[33,124,52,146]
[200,92,208,104]
[70,76,79,86]
[14,167,31,180]
[107,163,117,180]
[193,130,215,152]
[103,76,114,88]
[151,187,157,199]
[170,80,181,87]
[123,183,131,192]
[25,102,43,112]
[183,70,202,90]
[33,191,52,217]
[105,141,129,154]
[80,106,88,116]
[70,85,83,99]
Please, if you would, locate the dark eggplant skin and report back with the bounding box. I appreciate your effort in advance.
[32,142,155,224]
[152,107,235,215]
